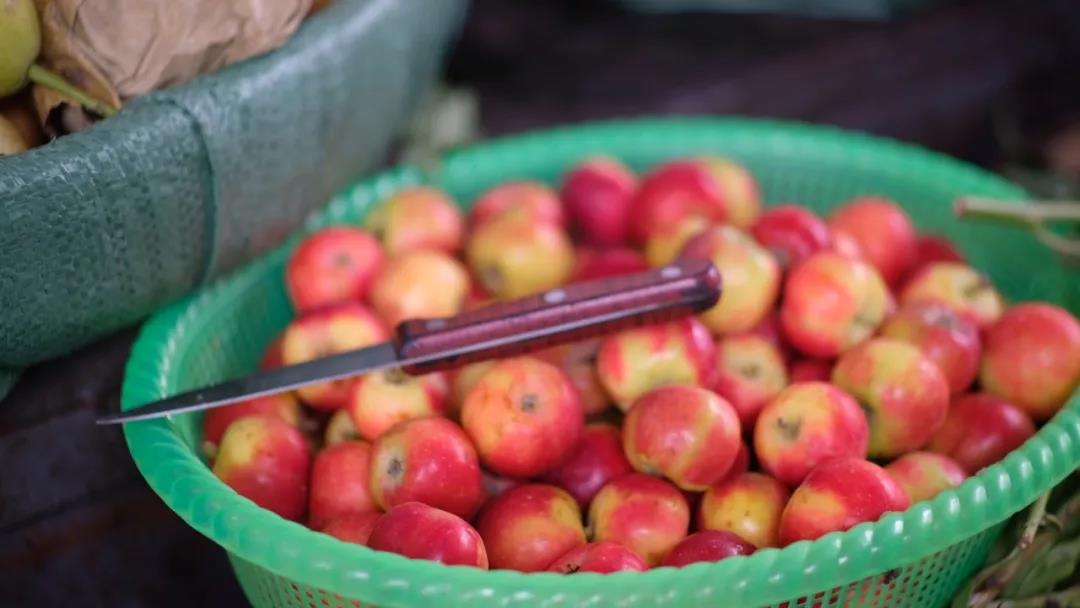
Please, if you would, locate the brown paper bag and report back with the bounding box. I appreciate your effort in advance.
[32,0,311,131]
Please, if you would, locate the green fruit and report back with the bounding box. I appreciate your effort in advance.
[0,114,28,155]
[0,0,41,98]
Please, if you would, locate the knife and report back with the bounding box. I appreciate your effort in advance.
[97,258,721,425]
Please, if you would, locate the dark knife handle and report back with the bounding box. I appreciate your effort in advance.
[396,258,721,375]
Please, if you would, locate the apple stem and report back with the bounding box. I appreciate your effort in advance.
[27,64,118,118]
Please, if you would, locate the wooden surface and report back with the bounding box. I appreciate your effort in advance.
[1,0,1077,605]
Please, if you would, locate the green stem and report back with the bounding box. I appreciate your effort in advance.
[1000,531,1062,598]
[965,494,1054,606]
[955,197,1080,226]
[27,64,117,118]
[956,197,1080,262]
[1018,493,1050,551]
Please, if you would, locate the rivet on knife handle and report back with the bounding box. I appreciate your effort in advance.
[396,258,721,375]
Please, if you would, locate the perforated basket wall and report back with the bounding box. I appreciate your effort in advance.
[122,118,1080,608]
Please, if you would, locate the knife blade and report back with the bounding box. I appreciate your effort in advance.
[98,258,721,425]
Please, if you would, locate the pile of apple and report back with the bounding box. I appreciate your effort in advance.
[204,155,1080,573]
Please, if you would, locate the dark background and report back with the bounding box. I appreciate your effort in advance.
[2,0,1078,605]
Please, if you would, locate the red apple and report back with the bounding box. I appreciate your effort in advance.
[713,334,789,428]
[786,460,911,548]
[281,303,389,410]
[828,196,917,285]
[540,423,633,510]
[884,451,967,504]
[880,301,982,394]
[308,440,377,529]
[363,186,464,255]
[311,440,378,531]
[285,226,384,313]
[589,473,690,566]
[596,317,717,412]
[753,382,869,487]
[749,311,790,358]
[324,408,360,446]
[699,472,791,548]
[631,160,724,244]
[831,338,950,458]
[929,393,1037,474]
[547,542,648,574]
[704,158,761,229]
[630,157,760,244]
[778,457,910,546]
[644,215,710,268]
[623,385,742,491]
[789,358,833,383]
[369,417,484,519]
[830,230,864,261]
[212,415,310,521]
[900,262,1004,329]
[475,484,586,572]
[461,357,584,478]
[464,272,493,310]
[448,361,495,419]
[660,530,756,567]
[720,441,751,483]
[679,225,781,335]
[980,303,1080,421]
[469,181,566,229]
[535,339,610,416]
[348,369,448,441]
[911,234,965,275]
[780,251,893,358]
[367,502,488,568]
[369,250,469,328]
[202,391,301,457]
[466,215,575,299]
[260,333,285,369]
[561,157,637,247]
[320,512,381,546]
[571,247,648,282]
[751,205,831,270]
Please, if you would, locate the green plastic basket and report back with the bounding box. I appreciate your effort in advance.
[122,118,1080,608]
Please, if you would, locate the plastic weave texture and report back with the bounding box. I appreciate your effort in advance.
[0,0,467,381]
[122,118,1080,608]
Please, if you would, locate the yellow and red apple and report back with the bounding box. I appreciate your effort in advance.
[461,357,584,478]
[364,186,465,255]
[831,338,950,458]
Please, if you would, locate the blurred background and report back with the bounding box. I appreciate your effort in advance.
[438,0,1080,194]
[1,0,1078,605]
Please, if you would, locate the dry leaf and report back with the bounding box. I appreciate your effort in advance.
[0,88,46,146]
